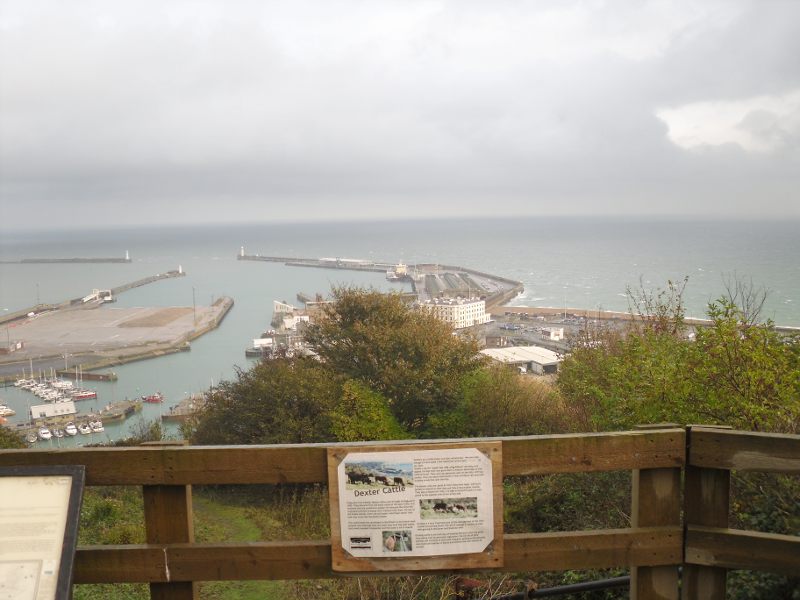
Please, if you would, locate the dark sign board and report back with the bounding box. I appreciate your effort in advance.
[0,465,85,600]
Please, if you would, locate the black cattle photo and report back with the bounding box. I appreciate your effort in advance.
[419,497,478,519]
[344,460,414,490]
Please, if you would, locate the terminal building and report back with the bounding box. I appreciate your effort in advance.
[419,297,491,329]
[480,345,562,375]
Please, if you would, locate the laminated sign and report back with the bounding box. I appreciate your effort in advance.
[0,466,85,600]
[328,442,503,572]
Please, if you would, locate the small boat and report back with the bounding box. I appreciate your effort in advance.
[89,420,104,433]
[78,423,91,435]
[0,405,16,417]
[38,426,52,440]
[65,422,78,436]
[142,392,164,403]
[71,389,97,400]
[26,432,38,443]
[53,428,65,438]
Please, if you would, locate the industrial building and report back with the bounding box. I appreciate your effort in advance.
[480,345,562,375]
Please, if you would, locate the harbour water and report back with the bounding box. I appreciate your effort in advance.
[1,217,798,444]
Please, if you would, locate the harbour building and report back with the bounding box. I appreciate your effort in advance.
[419,297,491,329]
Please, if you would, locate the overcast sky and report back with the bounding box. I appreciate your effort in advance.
[1,0,798,231]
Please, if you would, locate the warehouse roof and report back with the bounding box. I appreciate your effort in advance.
[480,345,562,365]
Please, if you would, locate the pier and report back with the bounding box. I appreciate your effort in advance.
[1,251,132,264]
[161,394,205,422]
[0,269,186,327]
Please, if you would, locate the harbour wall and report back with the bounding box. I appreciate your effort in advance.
[0,270,186,327]
[110,269,185,295]
[20,257,132,264]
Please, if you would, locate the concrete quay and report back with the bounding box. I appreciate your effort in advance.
[0,266,231,381]
[0,298,232,380]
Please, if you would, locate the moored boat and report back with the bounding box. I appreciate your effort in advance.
[71,389,98,400]
[78,423,91,435]
[65,422,78,436]
[26,432,38,443]
[142,392,164,403]
[38,426,52,441]
[0,405,16,417]
[89,420,104,433]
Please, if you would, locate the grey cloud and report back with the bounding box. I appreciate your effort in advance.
[1,0,799,229]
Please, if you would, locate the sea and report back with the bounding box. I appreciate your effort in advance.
[1,217,798,445]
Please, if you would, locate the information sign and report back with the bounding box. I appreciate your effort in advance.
[328,442,502,572]
[0,465,85,600]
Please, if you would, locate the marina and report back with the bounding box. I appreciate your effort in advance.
[12,399,142,445]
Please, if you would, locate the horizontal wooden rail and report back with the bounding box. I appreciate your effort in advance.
[685,526,800,575]
[74,527,682,583]
[0,429,685,485]
[4,426,797,599]
[689,427,800,473]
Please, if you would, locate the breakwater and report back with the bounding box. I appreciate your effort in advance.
[1,252,132,264]
[238,253,524,308]
[0,269,186,327]
[110,269,185,295]
[20,257,131,263]
[239,254,393,273]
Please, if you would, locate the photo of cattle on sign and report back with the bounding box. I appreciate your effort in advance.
[344,461,414,490]
[419,497,478,519]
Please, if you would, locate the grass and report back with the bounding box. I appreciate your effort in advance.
[193,492,288,600]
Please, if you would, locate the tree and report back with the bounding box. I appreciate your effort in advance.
[626,276,688,336]
[192,359,342,445]
[691,299,799,433]
[0,426,25,449]
[558,280,800,432]
[428,364,568,438]
[328,380,407,442]
[304,287,483,431]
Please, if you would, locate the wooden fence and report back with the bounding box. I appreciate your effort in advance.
[0,426,798,600]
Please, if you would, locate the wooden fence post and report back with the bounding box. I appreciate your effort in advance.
[142,441,196,600]
[631,425,682,600]
[681,425,730,600]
